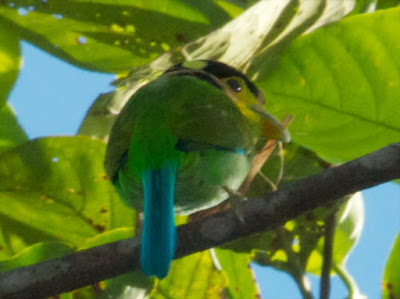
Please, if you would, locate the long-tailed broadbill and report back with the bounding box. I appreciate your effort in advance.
[105,60,290,278]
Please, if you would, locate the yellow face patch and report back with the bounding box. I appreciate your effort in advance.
[220,76,290,142]
[219,76,262,124]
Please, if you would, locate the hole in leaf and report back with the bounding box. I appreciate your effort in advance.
[52,13,63,19]
[17,7,28,16]
[52,157,59,163]
[77,36,87,45]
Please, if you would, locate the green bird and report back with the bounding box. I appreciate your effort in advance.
[105,60,289,278]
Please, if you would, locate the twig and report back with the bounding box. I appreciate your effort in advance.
[277,228,313,299]
[275,141,285,186]
[239,114,293,194]
[293,274,313,299]
[320,212,336,299]
[0,142,399,298]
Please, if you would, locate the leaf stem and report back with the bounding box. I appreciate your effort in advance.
[333,263,365,299]
[277,228,314,299]
[293,273,314,299]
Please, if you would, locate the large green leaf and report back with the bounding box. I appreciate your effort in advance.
[78,0,356,140]
[305,193,365,297]
[377,0,400,10]
[183,0,355,71]
[0,0,231,73]
[382,232,400,299]
[260,7,400,162]
[306,193,365,274]
[0,104,27,154]
[0,25,20,106]
[0,136,134,259]
[215,249,260,298]
[152,251,227,298]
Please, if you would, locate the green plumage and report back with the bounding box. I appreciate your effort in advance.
[104,60,287,278]
[106,74,256,213]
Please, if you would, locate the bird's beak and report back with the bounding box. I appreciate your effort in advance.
[248,105,291,143]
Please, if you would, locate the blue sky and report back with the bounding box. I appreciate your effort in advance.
[8,42,400,298]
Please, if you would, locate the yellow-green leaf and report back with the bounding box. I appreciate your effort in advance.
[382,232,400,299]
[0,104,27,153]
[0,136,134,258]
[260,7,400,162]
[153,251,228,298]
[216,248,260,299]
[0,25,20,106]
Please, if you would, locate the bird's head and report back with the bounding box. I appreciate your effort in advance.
[165,60,291,143]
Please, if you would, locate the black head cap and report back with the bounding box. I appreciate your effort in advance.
[164,60,260,98]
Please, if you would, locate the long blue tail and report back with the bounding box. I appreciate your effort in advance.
[140,160,178,278]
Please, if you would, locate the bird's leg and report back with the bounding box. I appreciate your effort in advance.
[222,185,247,223]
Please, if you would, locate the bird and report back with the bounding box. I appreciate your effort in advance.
[104,60,290,279]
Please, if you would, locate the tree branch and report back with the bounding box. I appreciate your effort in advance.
[0,142,399,298]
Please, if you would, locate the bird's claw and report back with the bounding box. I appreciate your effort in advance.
[222,186,246,223]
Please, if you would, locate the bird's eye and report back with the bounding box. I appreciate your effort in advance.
[227,79,242,92]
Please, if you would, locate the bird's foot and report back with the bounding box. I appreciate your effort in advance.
[222,186,246,223]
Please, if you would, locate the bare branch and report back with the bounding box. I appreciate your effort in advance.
[0,142,399,299]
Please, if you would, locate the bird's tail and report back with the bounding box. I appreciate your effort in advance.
[140,160,178,278]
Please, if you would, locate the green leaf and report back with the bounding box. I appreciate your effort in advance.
[0,24,20,106]
[348,0,378,15]
[214,0,245,18]
[184,0,355,69]
[215,249,260,299]
[0,104,27,153]
[99,271,153,299]
[0,242,74,272]
[246,143,327,198]
[78,0,356,139]
[382,232,400,299]
[152,251,228,298]
[0,0,231,73]
[306,193,364,274]
[78,77,151,141]
[225,144,328,266]
[260,7,400,162]
[80,227,134,250]
[0,136,134,258]
[377,0,400,10]
[332,193,364,265]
